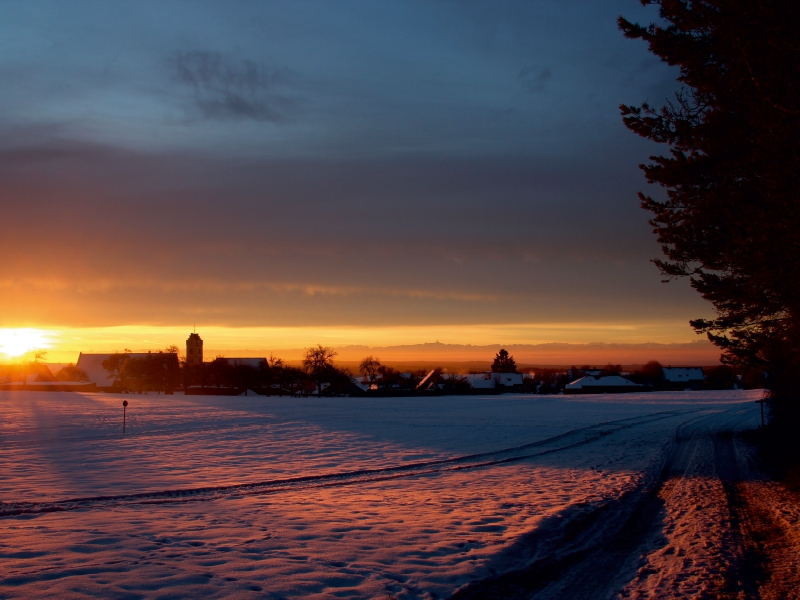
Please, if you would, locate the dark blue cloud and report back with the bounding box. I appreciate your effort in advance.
[0,0,676,158]
[519,66,552,93]
[172,51,297,122]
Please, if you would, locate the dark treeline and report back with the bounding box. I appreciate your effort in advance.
[183,357,350,396]
[519,361,763,394]
[104,345,360,396]
[96,345,762,396]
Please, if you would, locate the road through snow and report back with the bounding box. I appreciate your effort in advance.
[453,398,800,600]
[0,390,780,599]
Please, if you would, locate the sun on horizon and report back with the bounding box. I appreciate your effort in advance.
[0,328,53,360]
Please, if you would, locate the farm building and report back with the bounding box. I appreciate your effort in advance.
[565,375,643,394]
[662,367,705,390]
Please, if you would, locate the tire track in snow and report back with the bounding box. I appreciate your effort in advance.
[449,404,757,600]
[0,410,699,519]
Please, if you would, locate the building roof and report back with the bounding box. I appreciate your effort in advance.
[465,374,494,389]
[0,363,55,384]
[416,369,439,390]
[566,375,642,390]
[349,377,370,392]
[463,372,523,388]
[662,367,705,382]
[491,372,524,385]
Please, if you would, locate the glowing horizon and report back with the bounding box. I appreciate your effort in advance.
[0,321,716,365]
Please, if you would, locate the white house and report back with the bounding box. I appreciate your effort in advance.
[465,372,524,390]
[76,353,152,388]
[464,373,495,389]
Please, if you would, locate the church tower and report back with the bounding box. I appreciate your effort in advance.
[186,331,203,366]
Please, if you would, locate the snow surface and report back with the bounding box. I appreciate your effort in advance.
[0,389,760,598]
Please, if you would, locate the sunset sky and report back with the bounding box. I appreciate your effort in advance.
[0,1,715,362]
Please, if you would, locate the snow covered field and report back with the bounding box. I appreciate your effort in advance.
[0,390,761,598]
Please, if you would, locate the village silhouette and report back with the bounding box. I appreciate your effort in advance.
[1,329,757,397]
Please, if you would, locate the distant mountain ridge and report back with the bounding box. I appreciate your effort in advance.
[210,340,720,366]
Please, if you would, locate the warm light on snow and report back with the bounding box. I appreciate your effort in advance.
[0,328,53,358]
[0,390,760,598]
